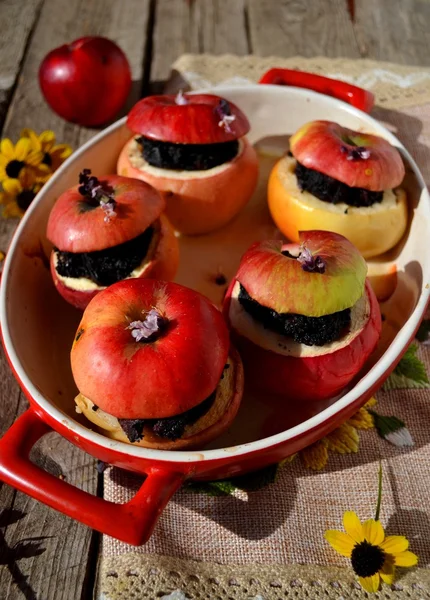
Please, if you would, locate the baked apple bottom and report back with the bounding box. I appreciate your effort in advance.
[224,280,381,402]
[50,214,179,310]
[75,348,244,450]
[117,136,259,235]
[268,156,408,259]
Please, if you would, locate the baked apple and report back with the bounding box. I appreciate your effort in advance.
[72,279,244,449]
[47,170,179,310]
[223,231,382,401]
[268,121,408,258]
[117,93,259,235]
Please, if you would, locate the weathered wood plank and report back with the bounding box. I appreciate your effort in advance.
[0,1,151,598]
[354,0,430,65]
[0,0,44,129]
[247,0,360,58]
[151,0,249,89]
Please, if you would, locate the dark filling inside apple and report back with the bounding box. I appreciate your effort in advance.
[238,284,351,346]
[55,227,154,286]
[136,136,239,171]
[117,389,217,443]
[295,161,384,207]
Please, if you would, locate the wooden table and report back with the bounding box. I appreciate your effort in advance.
[0,1,428,598]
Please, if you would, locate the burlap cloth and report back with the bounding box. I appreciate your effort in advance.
[96,56,430,600]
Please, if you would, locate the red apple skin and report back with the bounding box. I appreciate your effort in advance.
[117,136,259,235]
[223,280,381,401]
[236,233,367,318]
[127,94,250,144]
[39,37,131,127]
[290,121,405,190]
[47,175,164,253]
[50,213,179,310]
[71,280,230,419]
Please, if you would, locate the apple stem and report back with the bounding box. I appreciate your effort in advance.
[175,90,188,105]
[127,308,167,342]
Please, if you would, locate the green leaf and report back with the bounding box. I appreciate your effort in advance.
[416,319,430,343]
[383,344,429,390]
[369,410,405,438]
[183,464,281,497]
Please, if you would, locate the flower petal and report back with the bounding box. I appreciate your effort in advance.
[343,511,364,543]
[362,519,385,545]
[15,137,31,160]
[0,138,14,159]
[358,573,380,593]
[380,535,409,554]
[3,178,22,195]
[324,530,355,557]
[380,557,395,585]
[394,551,418,567]
[39,130,56,150]
[326,423,359,454]
[300,439,328,470]
[348,407,374,430]
[26,150,43,166]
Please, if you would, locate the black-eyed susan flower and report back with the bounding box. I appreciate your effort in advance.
[0,170,42,218]
[21,128,72,177]
[325,511,418,592]
[0,137,47,184]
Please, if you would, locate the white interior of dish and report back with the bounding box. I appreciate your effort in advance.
[1,85,429,463]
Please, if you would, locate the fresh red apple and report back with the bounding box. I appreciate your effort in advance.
[39,37,131,127]
[223,231,382,401]
[71,279,231,419]
[236,232,367,317]
[290,121,405,190]
[126,93,250,144]
[47,172,179,310]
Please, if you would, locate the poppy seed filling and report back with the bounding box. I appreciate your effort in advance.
[55,227,154,287]
[136,136,239,171]
[238,284,351,346]
[118,389,217,443]
[295,161,384,207]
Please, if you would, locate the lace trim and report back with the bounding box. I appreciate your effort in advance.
[97,553,430,599]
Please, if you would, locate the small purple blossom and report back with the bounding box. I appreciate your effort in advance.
[215,99,236,133]
[78,169,117,221]
[127,309,166,342]
[340,145,370,161]
[175,90,188,105]
[297,244,326,274]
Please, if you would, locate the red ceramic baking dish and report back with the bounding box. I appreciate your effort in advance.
[0,83,428,546]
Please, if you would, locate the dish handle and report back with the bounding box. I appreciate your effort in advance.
[0,408,184,545]
[258,68,375,113]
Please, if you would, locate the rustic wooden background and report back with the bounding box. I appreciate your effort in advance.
[0,0,428,598]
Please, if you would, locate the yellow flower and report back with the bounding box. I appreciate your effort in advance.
[0,170,42,218]
[0,137,48,184]
[325,511,418,593]
[21,129,72,178]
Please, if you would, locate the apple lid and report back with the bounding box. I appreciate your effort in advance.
[71,279,231,419]
[127,93,250,144]
[290,120,405,191]
[236,232,368,318]
[47,172,165,253]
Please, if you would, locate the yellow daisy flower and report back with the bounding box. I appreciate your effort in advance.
[325,511,418,593]
[21,129,72,177]
[0,170,42,218]
[0,137,48,184]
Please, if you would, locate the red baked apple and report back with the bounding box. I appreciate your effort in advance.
[117,93,259,234]
[223,231,382,401]
[39,37,131,127]
[47,170,179,310]
[268,120,408,258]
[71,279,244,450]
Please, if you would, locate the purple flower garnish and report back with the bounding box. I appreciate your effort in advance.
[340,145,370,161]
[297,244,326,274]
[175,90,188,105]
[215,99,236,133]
[127,308,167,342]
[78,169,117,222]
